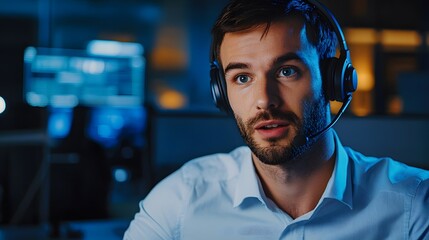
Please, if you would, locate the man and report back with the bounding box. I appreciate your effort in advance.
[124,0,429,239]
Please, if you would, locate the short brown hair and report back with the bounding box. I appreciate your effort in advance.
[211,0,338,64]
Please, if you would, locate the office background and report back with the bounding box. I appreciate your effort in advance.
[0,0,428,239]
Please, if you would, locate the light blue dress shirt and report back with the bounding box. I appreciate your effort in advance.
[124,132,429,239]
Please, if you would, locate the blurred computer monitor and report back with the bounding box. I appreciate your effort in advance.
[23,40,145,108]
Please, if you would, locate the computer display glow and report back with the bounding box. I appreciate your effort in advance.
[23,42,145,108]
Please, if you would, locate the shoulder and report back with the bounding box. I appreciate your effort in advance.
[126,146,251,239]
[144,146,251,205]
[179,146,251,183]
[344,147,429,194]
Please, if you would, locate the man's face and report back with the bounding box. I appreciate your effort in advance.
[219,17,328,165]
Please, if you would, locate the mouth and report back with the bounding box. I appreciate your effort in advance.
[255,120,290,129]
[254,120,291,139]
[258,123,283,129]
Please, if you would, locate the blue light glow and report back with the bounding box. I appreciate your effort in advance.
[23,46,145,108]
[113,168,129,182]
[48,107,73,138]
[87,40,144,57]
[97,124,114,139]
[87,106,146,148]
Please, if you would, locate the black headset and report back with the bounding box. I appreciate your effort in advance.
[209,0,358,113]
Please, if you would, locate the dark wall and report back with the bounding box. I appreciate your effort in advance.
[0,16,44,131]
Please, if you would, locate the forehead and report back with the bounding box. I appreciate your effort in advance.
[219,16,311,66]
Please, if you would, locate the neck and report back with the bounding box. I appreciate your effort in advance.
[252,130,336,219]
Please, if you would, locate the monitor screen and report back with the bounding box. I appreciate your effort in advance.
[23,42,145,108]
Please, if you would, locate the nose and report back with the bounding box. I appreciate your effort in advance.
[254,76,280,110]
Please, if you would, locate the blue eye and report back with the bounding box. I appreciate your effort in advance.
[235,75,250,84]
[278,67,297,77]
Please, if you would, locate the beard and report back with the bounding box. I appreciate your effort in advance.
[235,96,328,166]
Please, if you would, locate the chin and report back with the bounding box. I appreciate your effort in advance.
[250,133,311,166]
[248,141,294,165]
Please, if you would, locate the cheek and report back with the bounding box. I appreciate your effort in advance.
[227,86,248,113]
[280,80,311,112]
[229,98,247,118]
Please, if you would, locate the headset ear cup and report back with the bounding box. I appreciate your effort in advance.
[320,58,338,102]
[210,61,231,113]
[343,61,358,100]
[335,55,358,102]
[334,57,347,102]
[210,67,221,108]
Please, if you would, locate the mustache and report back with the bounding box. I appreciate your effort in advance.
[245,109,300,128]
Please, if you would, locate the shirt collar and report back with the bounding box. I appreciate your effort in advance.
[321,131,353,209]
[233,147,265,208]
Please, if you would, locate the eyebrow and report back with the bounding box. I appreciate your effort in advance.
[274,52,304,66]
[224,62,248,75]
[223,52,304,75]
